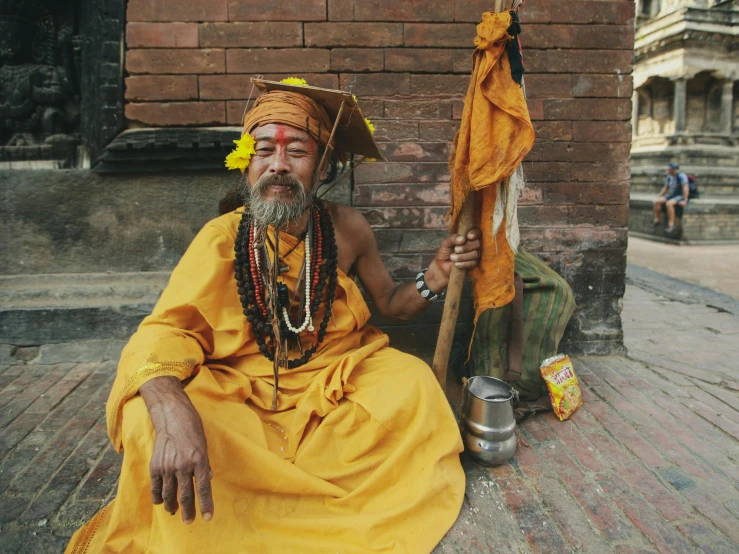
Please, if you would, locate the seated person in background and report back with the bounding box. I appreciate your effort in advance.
[653,162,690,233]
[65,80,481,554]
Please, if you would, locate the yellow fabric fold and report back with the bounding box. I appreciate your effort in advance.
[450,10,535,321]
[68,210,465,554]
[470,188,517,320]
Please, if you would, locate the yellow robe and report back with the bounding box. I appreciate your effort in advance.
[65,210,465,554]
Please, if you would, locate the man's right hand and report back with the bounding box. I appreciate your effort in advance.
[139,376,214,525]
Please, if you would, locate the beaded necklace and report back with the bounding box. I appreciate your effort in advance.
[234,198,338,370]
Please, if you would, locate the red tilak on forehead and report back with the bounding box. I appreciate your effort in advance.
[258,123,317,153]
[273,124,290,145]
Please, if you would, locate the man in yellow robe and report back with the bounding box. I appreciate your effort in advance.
[65,81,481,554]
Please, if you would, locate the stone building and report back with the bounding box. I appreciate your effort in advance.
[630,0,739,242]
[1,0,635,357]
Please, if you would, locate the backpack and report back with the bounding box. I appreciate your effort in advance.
[686,174,700,199]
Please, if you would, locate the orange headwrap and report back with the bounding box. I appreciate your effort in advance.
[242,91,334,148]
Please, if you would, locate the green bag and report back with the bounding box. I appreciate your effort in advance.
[470,250,576,412]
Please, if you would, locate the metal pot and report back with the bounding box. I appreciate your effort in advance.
[461,376,518,467]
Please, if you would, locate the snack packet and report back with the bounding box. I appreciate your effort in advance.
[540,354,583,421]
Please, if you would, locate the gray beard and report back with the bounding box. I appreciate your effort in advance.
[245,173,312,230]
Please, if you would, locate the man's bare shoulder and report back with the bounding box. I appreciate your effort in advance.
[326,202,372,235]
[325,201,375,260]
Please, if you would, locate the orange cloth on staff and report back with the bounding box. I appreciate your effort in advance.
[65,211,465,554]
[450,11,535,319]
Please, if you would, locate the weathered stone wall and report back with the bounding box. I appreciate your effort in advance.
[630,195,739,244]
[0,171,232,275]
[2,0,635,354]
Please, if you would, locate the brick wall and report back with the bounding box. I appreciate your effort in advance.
[123,0,635,354]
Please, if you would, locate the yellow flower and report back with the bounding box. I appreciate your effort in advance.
[365,157,377,163]
[225,134,256,171]
[365,118,375,134]
[281,77,308,86]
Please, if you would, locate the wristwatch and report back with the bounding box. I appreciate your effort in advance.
[415,268,447,303]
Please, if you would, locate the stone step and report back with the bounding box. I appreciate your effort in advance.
[0,272,453,352]
[630,182,739,196]
[0,272,169,309]
[630,169,739,196]
[0,273,168,346]
[629,193,739,244]
[630,148,739,196]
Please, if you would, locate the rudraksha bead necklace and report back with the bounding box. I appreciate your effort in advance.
[234,198,339,369]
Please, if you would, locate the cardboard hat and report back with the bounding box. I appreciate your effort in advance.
[253,79,385,161]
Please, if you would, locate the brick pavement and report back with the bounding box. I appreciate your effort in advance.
[1,277,738,553]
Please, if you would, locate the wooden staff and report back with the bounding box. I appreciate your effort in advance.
[431,193,476,393]
[432,0,514,393]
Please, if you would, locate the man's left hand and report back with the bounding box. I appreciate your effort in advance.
[425,228,482,292]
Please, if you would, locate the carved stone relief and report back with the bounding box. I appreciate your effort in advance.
[0,0,82,166]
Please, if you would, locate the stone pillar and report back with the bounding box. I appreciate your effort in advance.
[673,77,687,134]
[632,90,640,137]
[720,80,734,134]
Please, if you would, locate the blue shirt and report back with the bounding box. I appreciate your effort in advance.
[666,172,688,195]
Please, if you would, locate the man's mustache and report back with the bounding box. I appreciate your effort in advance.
[252,174,303,197]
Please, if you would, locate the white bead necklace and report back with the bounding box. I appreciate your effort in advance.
[280,219,314,335]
